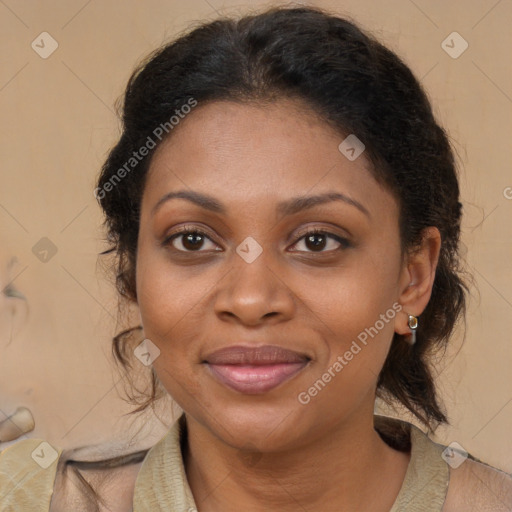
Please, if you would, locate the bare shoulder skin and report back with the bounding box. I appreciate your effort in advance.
[443,459,512,512]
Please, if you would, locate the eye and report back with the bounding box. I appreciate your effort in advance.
[162,226,352,254]
[290,228,351,253]
[163,226,221,252]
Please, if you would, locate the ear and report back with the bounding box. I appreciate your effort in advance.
[395,227,441,336]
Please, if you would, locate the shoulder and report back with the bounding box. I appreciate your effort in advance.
[50,452,145,512]
[377,416,512,512]
[0,438,149,512]
[0,438,62,511]
[442,457,512,511]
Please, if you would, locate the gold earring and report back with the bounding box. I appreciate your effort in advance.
[407,314,418,345]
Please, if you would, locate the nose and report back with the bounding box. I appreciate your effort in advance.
[214,246,295,326]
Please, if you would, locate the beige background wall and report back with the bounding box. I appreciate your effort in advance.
[1,0,511,472]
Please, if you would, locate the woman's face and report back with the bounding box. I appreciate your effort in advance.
[136,99,412,451]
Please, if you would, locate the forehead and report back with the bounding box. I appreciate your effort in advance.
[142,99,396,218]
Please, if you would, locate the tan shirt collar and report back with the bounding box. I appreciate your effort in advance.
[133,414,449,511]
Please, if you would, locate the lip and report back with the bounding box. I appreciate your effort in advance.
[204,345,310,394]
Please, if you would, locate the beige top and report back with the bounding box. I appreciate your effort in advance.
[0,415,449,511]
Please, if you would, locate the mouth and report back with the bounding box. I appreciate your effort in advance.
[203,345,311,394]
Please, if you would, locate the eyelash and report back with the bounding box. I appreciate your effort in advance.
[163,226,351,254]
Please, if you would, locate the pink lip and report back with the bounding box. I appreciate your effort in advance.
[204,345,310,394]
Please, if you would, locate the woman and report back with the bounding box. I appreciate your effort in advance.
[1,5,511,511]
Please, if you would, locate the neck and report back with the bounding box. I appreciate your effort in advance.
[183,410,411,512]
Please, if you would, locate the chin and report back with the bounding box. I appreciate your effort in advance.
[194,399,310,451]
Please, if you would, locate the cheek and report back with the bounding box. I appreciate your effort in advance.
[136,241,209,343]
[135,249,224,405]
[295,276,399,422]
[302,249,401,377]
[139,265,206,406]
[307,254,400,334]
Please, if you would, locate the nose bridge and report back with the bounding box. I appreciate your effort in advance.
[214,236,294,324]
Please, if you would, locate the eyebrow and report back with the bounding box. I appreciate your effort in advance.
[151,190,370,218]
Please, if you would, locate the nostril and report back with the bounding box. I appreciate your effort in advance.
[0,407,35,442]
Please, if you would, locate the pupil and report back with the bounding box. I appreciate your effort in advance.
[184,233,203,250]
[306,234,326,251]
